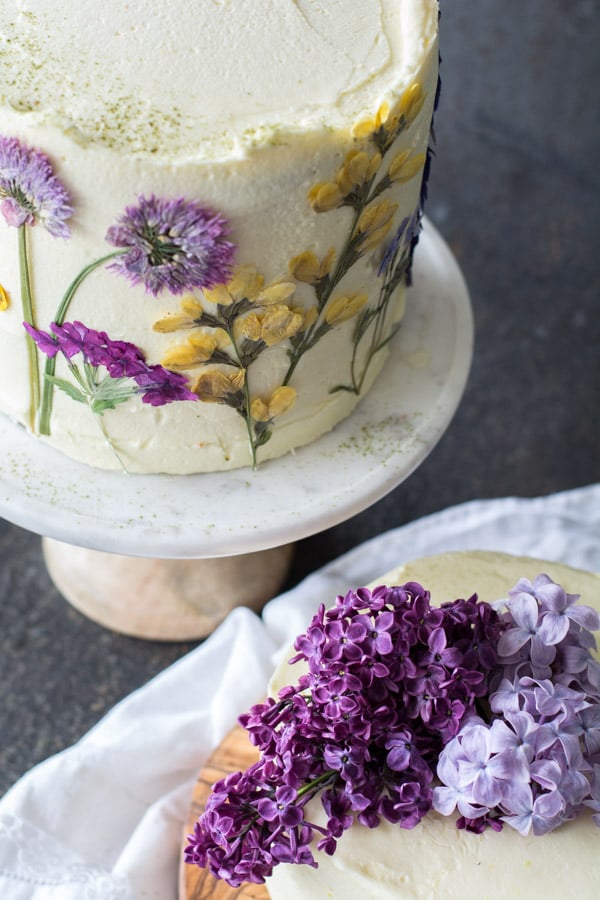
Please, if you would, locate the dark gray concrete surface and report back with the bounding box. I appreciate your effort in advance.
[1,1,599,796]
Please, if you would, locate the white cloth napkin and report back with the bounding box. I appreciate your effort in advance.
[1,484,599,900]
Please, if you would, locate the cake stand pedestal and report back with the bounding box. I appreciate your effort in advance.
[0,220,472,640]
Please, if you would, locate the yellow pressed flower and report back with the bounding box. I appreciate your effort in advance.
[0,283,9,311]
[255,281,296,306]
[358,223,395,253]
[228,265,264,302]
[268,385,297,418]
[201,265,264,307]
[153,294,203,332]
[398,82,425,125]
[352,101,390,139]
[325,293,368,325]
[336,150,370,194]
[162,332,219,370]
[389,151,426,184]
[289,250,320,283]
[356,199,398,240]
[236,312,263,343]
[300,305,319,330]
[251,385,297,422]
[250,397,270,422]
[259,305,303,346]
[201,282,234,307]
[236,305,302,346]
[289,248,335,284]
[192,368,245,403]
[307,181,344,213]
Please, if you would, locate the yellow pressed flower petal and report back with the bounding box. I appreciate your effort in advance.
[229,265,264,302]
[250,397,270,422]
[214,327,232,349]
[153,313,195,333]
[325,293,368,325]
[367,152,382,181]
[192,368,244,402]
[230,369,246,392]
[237,312,263,342]
[268,385,297,418]
[203,283,233,307]
[345,150,370,186]
[0,283,10,311]
[302,305,319,330]
[399,82,424,123]
[256,282,296,306]
[189,332,219,353]
[319,247,336,278]
[260,306,303,346]
[390,152,426,184]
[181,296,204,317]
[358,221,394,253]
[289,251,321,283]
[356,199,398,236]
[375,101,390,128]
[352,117,377,139]
[388,149,411,181]
[308,182,344,212]
[162,339,215,370]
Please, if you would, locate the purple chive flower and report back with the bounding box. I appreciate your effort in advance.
[0,135,72,237]
[24,320,196,407]
[106,194,235,296]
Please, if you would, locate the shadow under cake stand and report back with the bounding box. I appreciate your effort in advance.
[0,220,473,641]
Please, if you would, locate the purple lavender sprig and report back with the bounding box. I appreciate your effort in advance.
[106,194,235,297]
[25,320,197,408]
[185,582,503,886]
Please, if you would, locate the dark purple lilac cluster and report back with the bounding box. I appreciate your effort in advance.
[433,575,600,835]
[184,581,503,886]
[24,320,196,406]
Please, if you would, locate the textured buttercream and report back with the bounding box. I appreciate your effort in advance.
[0,1,438,159]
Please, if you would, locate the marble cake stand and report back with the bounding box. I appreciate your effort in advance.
[0,220,473,640]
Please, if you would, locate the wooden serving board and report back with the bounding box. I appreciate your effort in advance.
[179,724,271,900]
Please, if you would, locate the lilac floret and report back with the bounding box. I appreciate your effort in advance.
[106,194,235,296]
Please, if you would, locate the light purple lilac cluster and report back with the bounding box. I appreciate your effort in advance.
[184,581,505,886]
[24,320,197,406]
[433,574,600,835]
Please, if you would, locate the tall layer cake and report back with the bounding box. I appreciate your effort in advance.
[0,0,439,473]
[185,552,600,897]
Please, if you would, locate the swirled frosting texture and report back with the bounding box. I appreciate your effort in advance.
[0,0,437,158]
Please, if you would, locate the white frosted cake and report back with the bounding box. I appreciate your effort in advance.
[0,0,439,473]
[266,553,600,899]
[185,551,600,897]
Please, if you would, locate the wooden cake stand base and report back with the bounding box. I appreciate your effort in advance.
[43,538,294,641]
